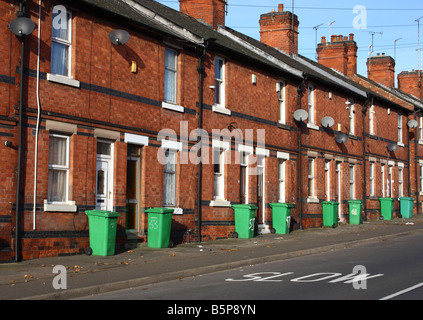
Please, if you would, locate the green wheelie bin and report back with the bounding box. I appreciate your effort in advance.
[146,208,174,248]
[348,200,363,225]
[85,210,121,256]
[379,198,394,220]
[232,204,257,239]
[269,203,293,234]
[400,197,414,219]
[322,201,339,228]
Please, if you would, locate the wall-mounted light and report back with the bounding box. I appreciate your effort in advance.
[109,29,130,45]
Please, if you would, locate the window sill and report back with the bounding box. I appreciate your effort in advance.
[210,199,231,207]
[163,207,183,215]
[212,105,231,116]
[306,197,319,203]
[398,142,405,147]
[47,73,80,88]
[277,121,291,130]
[162,101,184,113]
[306,123,319,130]
[419,141,423,145]
[44,200,77,212]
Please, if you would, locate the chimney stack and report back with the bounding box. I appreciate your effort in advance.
[367,54,396,88]
[398,70,423,99]
[316,33,358,76]
[259,4,300,55]
[179,0,227,29]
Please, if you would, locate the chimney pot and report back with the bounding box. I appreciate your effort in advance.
[349,33,354,41]
[331,35,337,42]
[321,36,326,43]
[278,4,284,12]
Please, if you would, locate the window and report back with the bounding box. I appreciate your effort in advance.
[398,165,404,198]
[419,115,423,143]
[51,6,72,77]
[278,159,286,202]
[325,160,330,201]
[48,134,70,202]
[369,162,375,197]
[213,148,225,200]
[369,105,375,135]
[277,81,286,124]
[164,48,178,104]
[308,84,315,124]
[308,158,315,198]
[398,114,403,145]
[163,150,176,206]
[348,99,355,135]
[240,152,249,204]
[420,164,423,194]
[388,165,393,198]
[381,164,386,197]
[349,164,355,199]
[214,57,225,108]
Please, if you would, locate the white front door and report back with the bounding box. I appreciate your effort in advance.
[96,141,113,211]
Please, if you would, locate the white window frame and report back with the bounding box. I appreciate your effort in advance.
[308,84,315,124]
[388,165,394,198]
[307,158,316,201]
[47,133,70,203]
[398,165,404,198]
[398,113,403,145]
[240,151,249,204]
[278,159,286,203]
[369,105,375,135]
[419,115,423,143]
[212,57,230,115]
[381,164,386,197]
[325,160,331,201]
[348,99,355,135]
[164,47,178,104]
[163,149,177,207]
[420,164,423,195]
[277,80,286,124]
[349,164,355,199]
[369,162,375,197]
[51,6,72,78]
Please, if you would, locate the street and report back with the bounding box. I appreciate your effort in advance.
[78,232,423,301]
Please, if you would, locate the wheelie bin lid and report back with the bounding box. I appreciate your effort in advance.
[321,201,339,205]
[348,200,363,204]
[378,197,394,201]
[399,197,414,201]
[269,202,294,208]
[85,210,121,218]
[231,204,258,209]
[145,207,174,214]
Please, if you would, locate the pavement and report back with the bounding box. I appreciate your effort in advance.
[1,214,423,300]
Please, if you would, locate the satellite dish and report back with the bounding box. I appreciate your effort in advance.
[335,132,348,144]
[293,109,309,122]
[408,119,418,128]
[387,142,398,152]
[109,29,130,45]
[9,17,35,36]
[321,116,334,128]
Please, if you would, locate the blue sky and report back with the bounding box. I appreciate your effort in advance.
[156,0,423,83]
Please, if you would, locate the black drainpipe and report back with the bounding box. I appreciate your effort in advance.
[362,95,370,222]
[297,74,307,230]
[196,38,215,242]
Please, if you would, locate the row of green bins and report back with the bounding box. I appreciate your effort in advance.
[231,204,257,239]
[322,201,339,228]
[85,210,121,256]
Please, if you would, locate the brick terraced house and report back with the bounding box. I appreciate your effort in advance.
[1,0,423,261]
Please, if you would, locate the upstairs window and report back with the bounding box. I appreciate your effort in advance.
[214,57,225,108]
[164,48,178,104]
[348,99,355,135]
[308,84,315,124]
[277,81,286,124]
[369,105,375,135]
[51,5,72,77]
[398,113,403,145]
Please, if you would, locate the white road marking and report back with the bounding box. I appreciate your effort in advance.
[380,283,423,300]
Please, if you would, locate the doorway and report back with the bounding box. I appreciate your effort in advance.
[126,145,143,233]
[96,140,114,211]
